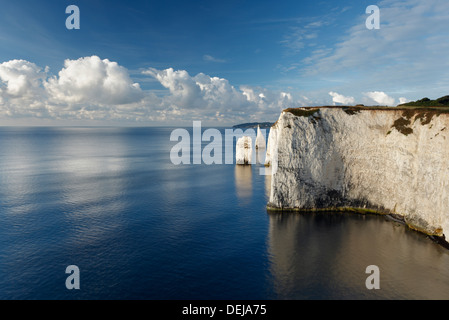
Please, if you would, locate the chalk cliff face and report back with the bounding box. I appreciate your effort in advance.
[256,125,267,150]
[267,107,449,238]
[264,121,279,167]
[236,136,252,164]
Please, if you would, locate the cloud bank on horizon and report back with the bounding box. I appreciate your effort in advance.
[0,56,306,124]
[0,0,448,125]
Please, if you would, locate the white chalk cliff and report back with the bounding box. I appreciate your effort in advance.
[267,106,449,239]
[236,136,252,165]
[256,125,266,150]
[264,121,278,167]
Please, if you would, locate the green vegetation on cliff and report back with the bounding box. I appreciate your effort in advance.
[398,95,449,107]
[283,107,320,117]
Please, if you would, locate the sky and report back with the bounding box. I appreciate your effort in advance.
[0,0,449,126]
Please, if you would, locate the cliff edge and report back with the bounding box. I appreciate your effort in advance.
[266,106,449,240]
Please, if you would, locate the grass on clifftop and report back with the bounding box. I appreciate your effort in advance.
[284,104,449,116]
[283,105,449,136]
[283,107,320,117]
[398,95,449,108]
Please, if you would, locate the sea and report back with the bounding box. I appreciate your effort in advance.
[1,126,449,300]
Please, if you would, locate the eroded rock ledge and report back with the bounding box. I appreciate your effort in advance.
[266,106,449,241]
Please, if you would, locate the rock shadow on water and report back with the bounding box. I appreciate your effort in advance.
[234,164,252,203]
[266,210,449,299]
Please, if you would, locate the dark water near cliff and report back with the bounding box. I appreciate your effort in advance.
[1,126,449,300]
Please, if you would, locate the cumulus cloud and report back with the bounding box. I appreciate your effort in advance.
[142,67,305,123]
[329,91,355,105]
[143,68,204,108]
[364,91,396,106]
[143,68,252,114]
[0,56,307,124]
[45,56,143,106]
[0,59,44,97]
[399,97,409,105]
[0,59,48,117]
[0,56,147,121]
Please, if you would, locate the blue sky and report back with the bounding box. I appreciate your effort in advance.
[0,0,448,125]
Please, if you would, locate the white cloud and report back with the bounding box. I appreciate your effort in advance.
[143,68,204,108]
[0,59,48,117]
[281,92,292,100]
[301,0,449,100]
[0,57,308,124]
[45,56,143,106]
[364,91,396,106]
[281,19,331,55]
[192,72,250,112]
[399,97,409,104]
[142,67,256,119]
[0,56,149,121]
[203,54,227,63]
[142,67,310,123]
[329,91,355,105]
[0,59,44,98]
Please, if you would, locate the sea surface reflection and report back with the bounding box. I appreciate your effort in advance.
[267,211,449,299]
[1,127,449,299]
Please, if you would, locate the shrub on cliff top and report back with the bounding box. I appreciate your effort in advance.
[399,95,449,107]
[284,108,319,117]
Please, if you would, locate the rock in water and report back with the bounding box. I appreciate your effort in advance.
[255,125,266,149]
[268,106,449,240]
[236,136,252,165]
[264,122,279,166]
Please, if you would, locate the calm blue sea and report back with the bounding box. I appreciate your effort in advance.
[1,126,449,300]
